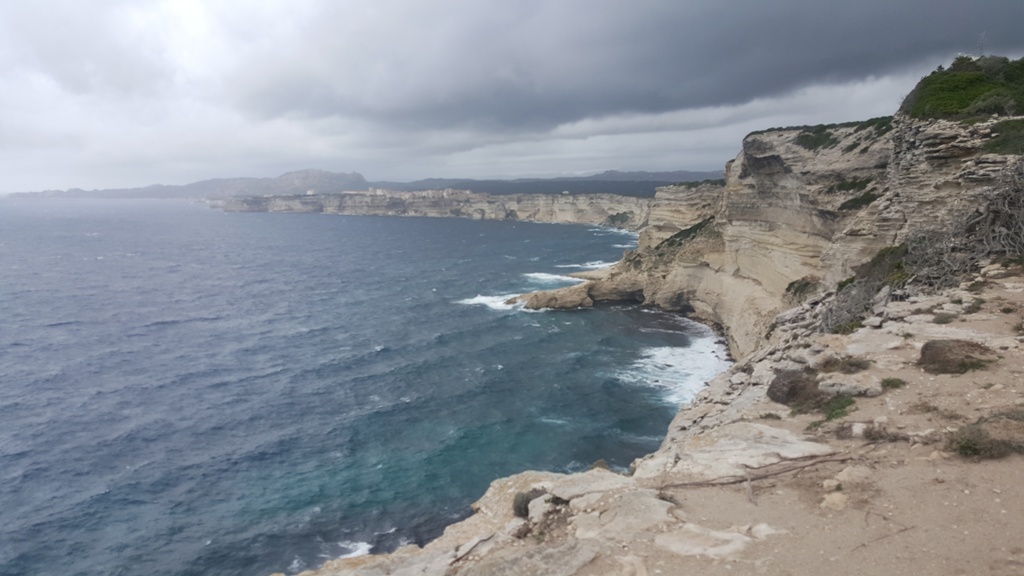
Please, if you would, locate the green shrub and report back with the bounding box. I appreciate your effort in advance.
[855,244,910,288]
[962,298,984,314]
[852,116,894,135]
[752,117,891,136]
[984,119,1024,154]
[824,396,856,421]
[767,369,822,412]
[677,178,726,188]
[964,89,1018,116]
[829,177,873,193]
[945,411,1024,459]
[967,280,989,293]
[838,191,881,211]
[904,72,1004,118]
[900,55,1024,120]
[831,321,863,335]
[932,312,957,324]
[658,217,714,249]
[786,276,820,299]
[603,212,632,227]
[817,356,871,374]
[795,125,839,150]
[948,425,1009,458]
[881,378,907,389]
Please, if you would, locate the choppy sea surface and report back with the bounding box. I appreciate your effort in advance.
[0,199,730,576]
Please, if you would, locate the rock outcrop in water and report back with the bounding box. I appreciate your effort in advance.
[278,112,1024,576]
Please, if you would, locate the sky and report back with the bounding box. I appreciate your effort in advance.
[1,1,1023,193]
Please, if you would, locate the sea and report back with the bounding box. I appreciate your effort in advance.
[0,199,730,576]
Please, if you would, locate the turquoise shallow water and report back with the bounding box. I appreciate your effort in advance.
[0,199,729,576]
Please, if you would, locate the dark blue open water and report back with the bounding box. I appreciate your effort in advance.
[0,199,729,576]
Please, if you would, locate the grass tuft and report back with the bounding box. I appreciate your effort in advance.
[881,378,907,389]
[794,125,839,150]
[945,411,1024,460]
[817,356,871,374]
[823,396,856,420]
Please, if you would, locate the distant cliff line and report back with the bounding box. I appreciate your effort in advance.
[220,188,657,231]
[9,168,722,200]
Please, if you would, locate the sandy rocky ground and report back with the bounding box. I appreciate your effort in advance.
[292,264,1024,576]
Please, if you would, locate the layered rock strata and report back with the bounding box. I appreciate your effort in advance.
[514,115,1020,360]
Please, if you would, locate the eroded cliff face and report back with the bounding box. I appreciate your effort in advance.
[516,115,1021,360]
[223,189,652,230]
[637,181,724,250]
[823,115,1020,281]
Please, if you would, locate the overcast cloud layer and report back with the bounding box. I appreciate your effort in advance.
[2,1,1023,193]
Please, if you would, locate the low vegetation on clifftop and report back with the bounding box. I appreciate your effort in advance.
[900,54,1024,121]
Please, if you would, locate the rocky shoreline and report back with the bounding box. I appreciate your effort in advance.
[293,267,1024,576]
[275,113,1024,576]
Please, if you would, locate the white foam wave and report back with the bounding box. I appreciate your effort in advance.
[554,260,614,270]
[612,243,636,249]
[523,272,586,285]
[617,328,731,405]
[288,556,307,572]
[455,294,523,311]
[590,227,639,237]
[337,540,373,559]
[539,417,571,426]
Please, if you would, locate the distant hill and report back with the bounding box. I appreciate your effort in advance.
[20,169,370,200]
[12,168,724,200]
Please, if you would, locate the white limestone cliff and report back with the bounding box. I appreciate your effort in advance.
[513,115,1020,360]
[223,189,653,231]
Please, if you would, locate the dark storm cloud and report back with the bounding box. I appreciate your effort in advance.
[0,0,172,96]
[232,0,1024,131]
[2,0,1023,192]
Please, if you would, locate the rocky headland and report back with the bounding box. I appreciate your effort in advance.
[275,57,1024,576]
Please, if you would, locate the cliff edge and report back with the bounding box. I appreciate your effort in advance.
[278,58,1024,575]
